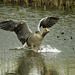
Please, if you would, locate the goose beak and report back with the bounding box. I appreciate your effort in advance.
[45,28,50,32]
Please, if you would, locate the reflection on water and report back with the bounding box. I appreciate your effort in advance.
[0,4,75,75]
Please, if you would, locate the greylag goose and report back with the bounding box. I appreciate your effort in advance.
[0,17,59,50]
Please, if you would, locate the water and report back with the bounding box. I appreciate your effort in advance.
[0,4,75,75]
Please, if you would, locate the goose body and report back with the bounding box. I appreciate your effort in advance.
[0,17,59,50]
[27,32,43,49]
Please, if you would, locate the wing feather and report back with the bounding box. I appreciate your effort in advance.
[38,17,59,31]
[0,20,32,45]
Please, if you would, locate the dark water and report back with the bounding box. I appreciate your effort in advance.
[0,4,75,75]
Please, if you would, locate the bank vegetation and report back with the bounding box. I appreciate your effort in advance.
[0,0,75,11]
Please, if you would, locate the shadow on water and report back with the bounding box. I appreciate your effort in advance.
[6,49,59,75]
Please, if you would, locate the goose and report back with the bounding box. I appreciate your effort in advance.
[0,17,59,50]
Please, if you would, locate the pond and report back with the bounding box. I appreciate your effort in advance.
[0,4,75,75]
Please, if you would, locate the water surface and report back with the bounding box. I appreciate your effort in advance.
[0,4,75,75]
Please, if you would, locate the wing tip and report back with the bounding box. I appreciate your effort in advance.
[39,16,59,28]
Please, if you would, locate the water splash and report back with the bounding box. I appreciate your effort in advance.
[38,45,61,53]
[10,45,61,53]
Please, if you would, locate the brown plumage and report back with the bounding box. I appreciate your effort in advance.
[0,17,59,50]
[27,29,50,50]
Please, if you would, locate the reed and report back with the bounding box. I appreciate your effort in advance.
[0,0,75,11]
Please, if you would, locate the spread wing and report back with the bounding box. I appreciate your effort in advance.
[38,17,59,31]
[0,20,32,45]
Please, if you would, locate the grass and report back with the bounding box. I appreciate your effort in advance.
[0,0,74,12]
